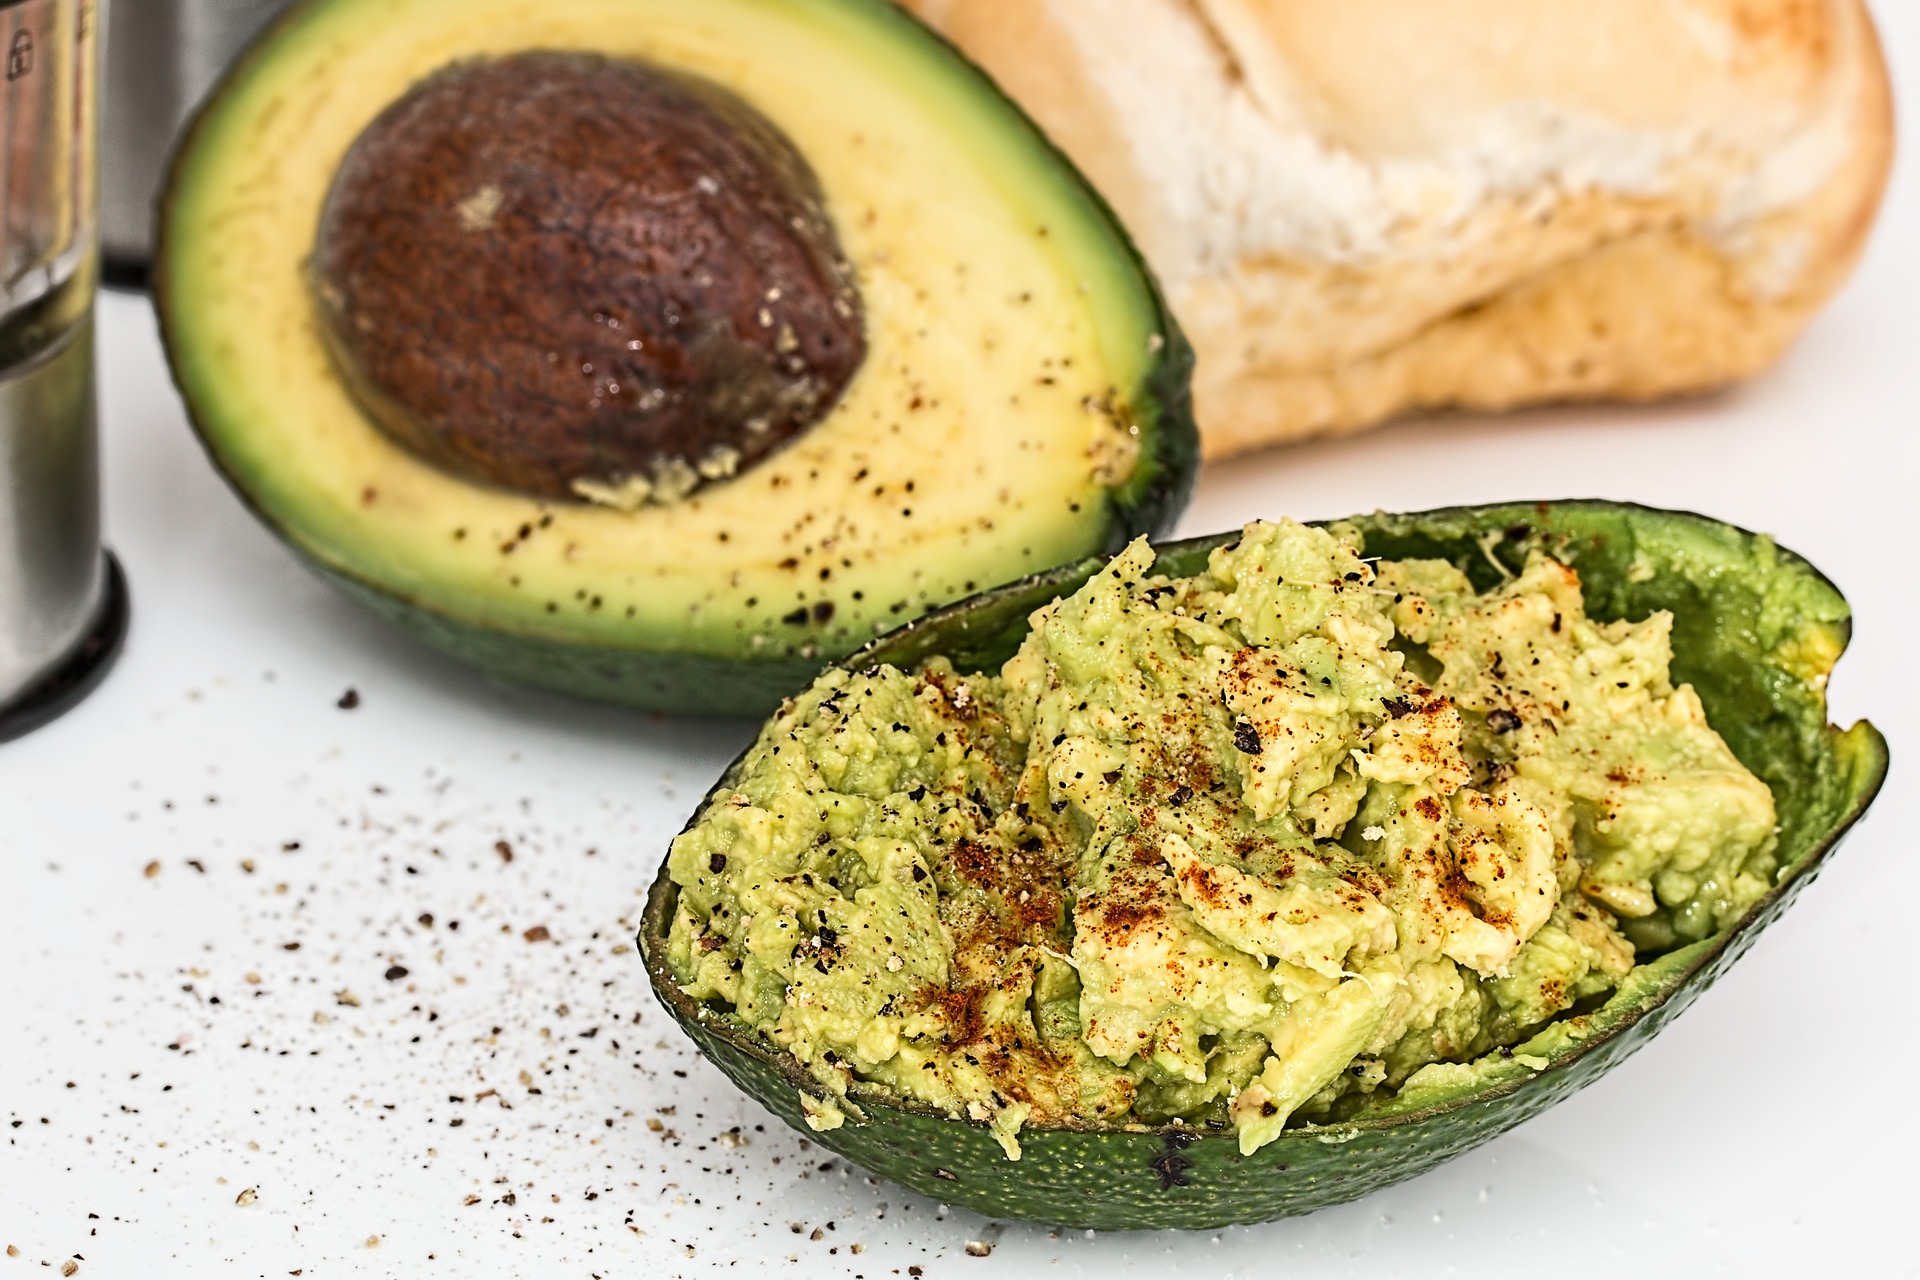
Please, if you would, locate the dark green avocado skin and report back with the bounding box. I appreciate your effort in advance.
[640,500,1888,1228]
[315,562,883,718]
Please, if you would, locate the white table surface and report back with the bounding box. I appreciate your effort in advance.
[5,15,1917,1276]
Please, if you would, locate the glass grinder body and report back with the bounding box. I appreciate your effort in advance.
[0,0,126,741]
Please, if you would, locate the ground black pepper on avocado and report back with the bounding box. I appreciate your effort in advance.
[666,519,1782,1157]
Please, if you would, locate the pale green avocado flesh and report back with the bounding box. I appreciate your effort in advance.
[156,0,1195,716]
[641,501,1886,1227]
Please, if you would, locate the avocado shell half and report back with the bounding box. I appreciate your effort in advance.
[152,0,1198,720]
[639,500,1888,1230]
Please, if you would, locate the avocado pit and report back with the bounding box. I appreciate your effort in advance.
[311,51,866,505]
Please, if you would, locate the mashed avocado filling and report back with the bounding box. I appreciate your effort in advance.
[666,520,1777,1157]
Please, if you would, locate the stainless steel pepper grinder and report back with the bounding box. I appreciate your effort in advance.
[0,0,128,741]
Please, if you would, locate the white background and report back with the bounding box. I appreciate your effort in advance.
[3,7,1916,1276]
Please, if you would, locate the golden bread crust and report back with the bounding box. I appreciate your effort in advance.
[900,0,1895,454]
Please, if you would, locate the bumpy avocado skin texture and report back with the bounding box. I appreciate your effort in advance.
[640,500,1887,1227]
[154,0,1198,719]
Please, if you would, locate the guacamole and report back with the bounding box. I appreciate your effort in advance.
[665,520,1778,1156]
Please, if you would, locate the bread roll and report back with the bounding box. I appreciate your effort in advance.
[899,0,1894,457]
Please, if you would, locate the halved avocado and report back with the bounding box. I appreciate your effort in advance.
[155,0,1195,717]
[639,500,1887,1229]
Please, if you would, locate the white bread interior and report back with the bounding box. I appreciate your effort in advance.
[899,0,1895,457]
